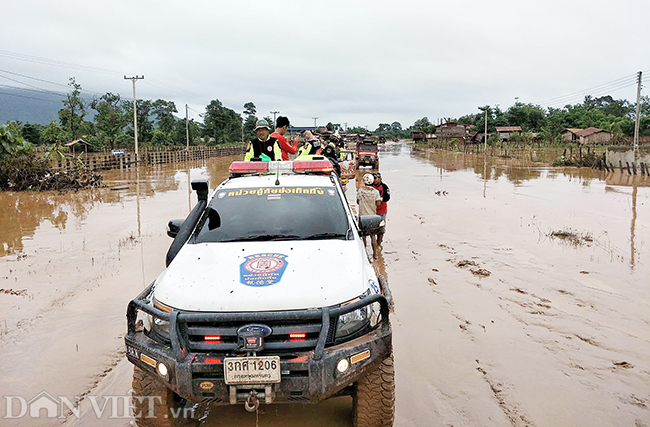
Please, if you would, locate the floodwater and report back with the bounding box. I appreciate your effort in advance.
[1,143,649,426]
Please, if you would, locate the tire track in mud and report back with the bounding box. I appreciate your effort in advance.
[60,343,127,420]
[475,363,536,427]
[412,239,537,426]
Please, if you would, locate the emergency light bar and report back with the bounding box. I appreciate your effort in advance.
[229,160,333,176]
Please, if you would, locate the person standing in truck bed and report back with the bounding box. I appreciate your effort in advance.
[271,116,299,161]
[244,119,282,161]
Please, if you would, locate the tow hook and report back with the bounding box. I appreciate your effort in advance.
[244,390,259,412]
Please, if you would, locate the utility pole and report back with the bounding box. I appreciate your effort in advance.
[185,104,190,149]
[270,111,280,126]
[484,107,488,154]
[312,117,319,129]
[124,75,144,160]
[633,71,642,161]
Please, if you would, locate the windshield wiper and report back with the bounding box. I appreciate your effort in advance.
[220,234,301,242]
[302,232,347,240]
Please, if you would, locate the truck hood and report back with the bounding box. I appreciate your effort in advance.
[154,240,372,312]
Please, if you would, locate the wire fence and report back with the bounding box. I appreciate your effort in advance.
[48,146,246,171]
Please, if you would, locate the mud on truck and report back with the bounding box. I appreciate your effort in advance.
[125,159,394,426]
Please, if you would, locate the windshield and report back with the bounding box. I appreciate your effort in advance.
[358,144,377,151]
[193,186,350,243]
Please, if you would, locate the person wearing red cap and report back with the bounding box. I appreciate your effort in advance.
[271,116,299,161]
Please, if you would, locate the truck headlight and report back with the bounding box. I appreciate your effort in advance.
[150,317,170,341]
[148,297,172,341]
[335,291,371,339]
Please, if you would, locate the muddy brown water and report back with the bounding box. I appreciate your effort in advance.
[1,143,649,426]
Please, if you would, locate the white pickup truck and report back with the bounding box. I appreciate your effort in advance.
[125,159,394,426]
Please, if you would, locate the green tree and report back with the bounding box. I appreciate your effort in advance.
[91,92,127,150]
[243,102,256,116]
[202,99,243,145]
[21,123,42,145]
[375,123,391,133]
[41,121,65,144]
[505,103,546,131]
[152,99,178,137]
[171,118,200,145]
[58,77,87,140]
[413,117,431,130]
[243,115,258,141]
[123,99,154,144]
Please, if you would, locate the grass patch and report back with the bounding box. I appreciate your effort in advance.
[548,229,593,246]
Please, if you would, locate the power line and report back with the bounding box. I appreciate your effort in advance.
[537,73,638,104]
[0,74,66,97]
[0,89,62,103]
[0,49,123,76]
[146,78,208,103]
[543,81,639,108]
[535,72,647,108]
[0,83,63,97]
[0,69,105,96]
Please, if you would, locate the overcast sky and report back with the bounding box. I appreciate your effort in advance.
[1,0,648,129]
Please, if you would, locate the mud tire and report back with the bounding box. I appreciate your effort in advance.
[352,354,395,427]
[132,366,199,427]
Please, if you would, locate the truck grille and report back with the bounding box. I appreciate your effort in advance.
[182,319,330,353]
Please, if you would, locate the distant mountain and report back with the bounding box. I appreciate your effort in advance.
[0,86,94,125]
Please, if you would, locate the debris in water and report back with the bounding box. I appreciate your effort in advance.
[456,260,478,268]
[548,229,593,247]
[613,361,634,369]
[0,288,27,296]
[471,268,491,277]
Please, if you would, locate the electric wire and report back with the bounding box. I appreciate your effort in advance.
[543,80,640,109]
[0,83,63,97]
[0,70,103,95]
[0,74,66,96]
[535,71,647,109]
[537,73,638,105]
[0,49,124,76]
[0,90,61,103]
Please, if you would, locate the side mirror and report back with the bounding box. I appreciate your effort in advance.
[358,215,382,236]
[167,219,185,238]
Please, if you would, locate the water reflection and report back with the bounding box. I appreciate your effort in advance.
[408,143,648,271]
[0,155,243,259]
[0,190,105,257]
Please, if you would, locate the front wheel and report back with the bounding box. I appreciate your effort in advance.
[131,366,201,427]
[352,354,395,427]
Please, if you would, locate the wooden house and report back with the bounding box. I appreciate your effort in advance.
[436,122,468,139]
[575,127,611,145]
[496,126,522,141]
[561,128,582,142]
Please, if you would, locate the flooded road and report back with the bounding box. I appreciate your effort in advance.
[1,143,649,426]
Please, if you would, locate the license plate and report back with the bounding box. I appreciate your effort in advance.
[224,356,281,385]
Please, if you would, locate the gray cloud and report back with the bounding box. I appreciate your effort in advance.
[2,0,648,129]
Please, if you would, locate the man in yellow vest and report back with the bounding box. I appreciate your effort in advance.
[245,119,282,161]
